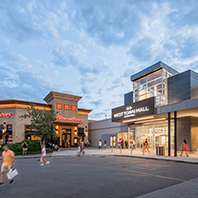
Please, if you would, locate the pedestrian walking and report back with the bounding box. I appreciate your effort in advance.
[0,146,15,186]
[141,139,145,151]
[133,139,136,149]
[40,145,50,166]
[22,141,28,155]
[64,139,67,148]
[125,140,128,149]
[180,139,189,157]
[99,140,102,149]
[104,139,107,149]
[86,139,90,147]
[80,141,85,154]
[77,145,81,156]
[144,138,150,152]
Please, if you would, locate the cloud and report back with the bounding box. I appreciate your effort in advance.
[0,0,198,121]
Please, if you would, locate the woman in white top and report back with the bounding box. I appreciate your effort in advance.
[41,145,50,166]
[99,140,102,149]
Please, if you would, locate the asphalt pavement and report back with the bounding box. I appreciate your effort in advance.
[1,155,198,198]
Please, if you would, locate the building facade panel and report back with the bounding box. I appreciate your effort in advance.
[168,71,191,104]
[109,61,198,154]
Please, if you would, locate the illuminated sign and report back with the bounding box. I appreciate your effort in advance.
[71,105,76,111]
[64,105,69,110]
[56,103,62,109]
[56,116,83,122]
[112,97,154,122]
[0,112,12,118]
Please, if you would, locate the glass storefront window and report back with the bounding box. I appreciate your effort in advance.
[133,68,173,106]
[133,122,174,152]
[139,94,147,100]
[156,84,162,90]
[0,125,12,144]
[140,77,146,85]
[117,132,128,147]
[148,77,162,87]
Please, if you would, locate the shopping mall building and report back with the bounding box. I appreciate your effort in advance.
[89,61,198,155]
[0,91,91,147]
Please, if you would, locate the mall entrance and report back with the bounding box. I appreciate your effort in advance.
[130,122,174,151]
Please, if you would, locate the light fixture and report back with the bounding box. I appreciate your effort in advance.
[122,116,154,123]
[135,118,166,124]
[74,127,78,135]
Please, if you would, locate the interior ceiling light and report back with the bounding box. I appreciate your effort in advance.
[122,116,154,123]
[134,118,166,124]
[143,120,168,126]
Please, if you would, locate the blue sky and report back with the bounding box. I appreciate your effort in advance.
[0,0,198,120]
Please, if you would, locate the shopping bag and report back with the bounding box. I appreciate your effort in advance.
[7,169,18,179]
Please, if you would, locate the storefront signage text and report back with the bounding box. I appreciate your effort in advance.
[114,106,150,119]
[0,112,12,118]
[112,97,154,122]
[56,116,83,122]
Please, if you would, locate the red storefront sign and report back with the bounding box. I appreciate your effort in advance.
[0,112,12,118]
[56,116,83,122]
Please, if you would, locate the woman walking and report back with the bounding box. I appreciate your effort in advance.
[40,145,50,166]
[180,139,189,157]
[104,139,107,149]
[144,138,150,152]
[99,140,102,149]
[22,141,28,155]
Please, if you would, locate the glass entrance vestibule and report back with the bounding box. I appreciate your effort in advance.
[129,121,175,151]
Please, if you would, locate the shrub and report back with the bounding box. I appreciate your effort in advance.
[1,139,41,153]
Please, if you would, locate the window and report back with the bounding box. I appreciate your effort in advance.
[25,125,40,140]
[71,105,76,111]
[56,103,62,109]
[0,125,12,143]
[64,105,69,110]
[133,69,169,106]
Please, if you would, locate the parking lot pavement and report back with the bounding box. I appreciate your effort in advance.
[1,156,198,198]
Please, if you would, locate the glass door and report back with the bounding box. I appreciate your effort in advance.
[62,128,71,147]
[110,136,116,147]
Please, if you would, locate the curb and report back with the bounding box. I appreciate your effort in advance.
[51,153,198,164]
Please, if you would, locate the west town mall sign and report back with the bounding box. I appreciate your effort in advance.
[112,97,155,122]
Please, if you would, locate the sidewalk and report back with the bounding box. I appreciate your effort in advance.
[136,177,198,198]
[1,147,198,164]
[51,147,198,164]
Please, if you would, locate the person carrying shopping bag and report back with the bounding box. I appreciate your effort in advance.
[0,146,15,186]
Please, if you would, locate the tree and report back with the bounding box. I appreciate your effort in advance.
[20,104,58,146]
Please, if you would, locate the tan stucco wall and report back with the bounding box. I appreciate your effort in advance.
[78,114,89,142]
[0,108,31,143]
[0,107,90,145]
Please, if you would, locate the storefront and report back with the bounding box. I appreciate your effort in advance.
[0,91,92,147]
[112,61,198,156]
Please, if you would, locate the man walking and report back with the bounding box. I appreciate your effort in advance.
[0,146,15,186]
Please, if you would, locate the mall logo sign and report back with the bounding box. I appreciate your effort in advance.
[112,97,154,122]
[114,106,150,119]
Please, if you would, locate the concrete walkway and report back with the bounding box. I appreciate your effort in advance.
[1,147,198,164]
[51,147,198,164]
